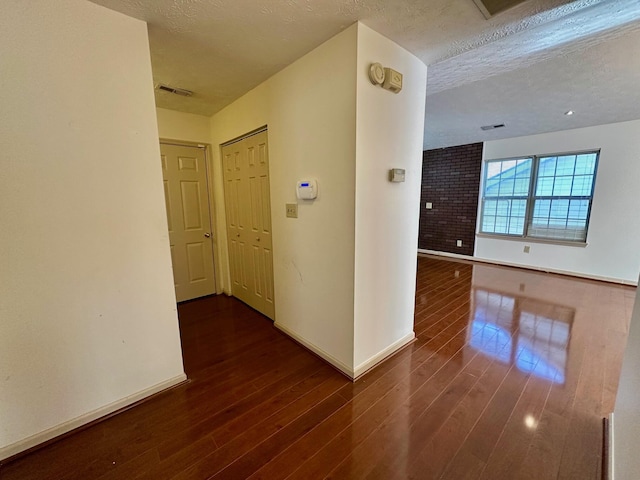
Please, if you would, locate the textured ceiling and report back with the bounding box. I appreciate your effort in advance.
[89,0,640,148]
[425,26,640,148]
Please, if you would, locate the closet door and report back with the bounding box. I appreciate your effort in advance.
[221,131,275,319]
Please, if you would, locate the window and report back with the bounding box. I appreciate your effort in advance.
[480,151,599,243]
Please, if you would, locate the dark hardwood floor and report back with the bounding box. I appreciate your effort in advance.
[1,256,634,479]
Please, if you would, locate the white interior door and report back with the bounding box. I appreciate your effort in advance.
[160,143,216,302]
[222,130,275,319]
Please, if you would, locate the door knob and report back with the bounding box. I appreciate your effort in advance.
[256,237,261,242]
[204,232,211,238]
[236,233,240,237]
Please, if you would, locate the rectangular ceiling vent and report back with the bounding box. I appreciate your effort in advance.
[481,123,505,131]
[156,83,194,97]
[472,0,528,19]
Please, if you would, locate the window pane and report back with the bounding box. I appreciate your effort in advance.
[538,157,557,177]
[571,175,593,196]
[514,177,529,195]
[549,199,569,222]
[515,159,532,177]
[555,156,576,176]
[484,200,497,216]
[498,179,515,197]
[496,200,510,215]
[484,158,532,196]
[495,216,508,233]
[533,199,551,218]
[574,153,597,175]
[536,177,554,196]
[552,176,573,196]
[481,198,526,236]
[531,151,597,242]
[568,199,589,220]
[481,158,531,237]
[482,216,496,232]
[509,217,524,235]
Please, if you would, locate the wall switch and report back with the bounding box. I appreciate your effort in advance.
[285,203,298,218]
[425,202,433,209]
[456,240,463,247]
[523,245,530,253]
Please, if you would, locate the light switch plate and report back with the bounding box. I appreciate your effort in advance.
[426,202,433,209]
[286,203,298,218]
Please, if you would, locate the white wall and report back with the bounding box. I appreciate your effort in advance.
[476,119,640,284]
[209,23,427,376]
[353,25,427,373]
[210,25,358,373]
[156,107,212,144]
[0,0,185,459]
[613,276,640,480]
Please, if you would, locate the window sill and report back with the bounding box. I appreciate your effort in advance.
[476,233,588,248]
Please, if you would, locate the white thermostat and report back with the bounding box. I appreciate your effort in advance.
[296,179,318,200]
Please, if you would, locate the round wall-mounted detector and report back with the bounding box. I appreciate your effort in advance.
[369,63,385,85]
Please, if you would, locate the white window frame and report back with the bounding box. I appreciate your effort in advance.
[479,150,600,244]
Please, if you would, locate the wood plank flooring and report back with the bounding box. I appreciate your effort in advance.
[1,256,634,479]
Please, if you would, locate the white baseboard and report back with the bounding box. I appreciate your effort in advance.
[353,332,416,379]
[274,323,355,379]
[418,249,474,261]
[417,249,637,286]
[0,373,187,461]
[275,323,416,382]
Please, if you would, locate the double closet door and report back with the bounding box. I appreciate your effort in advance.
[221,130,275,319]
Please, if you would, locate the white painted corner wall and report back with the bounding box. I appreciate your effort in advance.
[209,22,426,376]
[210,24,359,373]
[353,24,426,369]
[0,0,185,460]
[476,119,640,283]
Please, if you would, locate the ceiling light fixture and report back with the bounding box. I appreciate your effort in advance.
[565,110,574,116]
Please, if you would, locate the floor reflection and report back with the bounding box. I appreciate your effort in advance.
[469,289,573,384]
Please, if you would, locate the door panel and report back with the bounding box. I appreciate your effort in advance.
[160,143,216,302]
[221,130,275,319]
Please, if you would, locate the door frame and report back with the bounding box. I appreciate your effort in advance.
[160,138,222,295]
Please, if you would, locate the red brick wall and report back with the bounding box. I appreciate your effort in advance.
[419,143,483,256]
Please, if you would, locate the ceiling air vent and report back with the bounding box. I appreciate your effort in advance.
[156,83,194,97]
[481,123,505,131]
[472,0,528,19]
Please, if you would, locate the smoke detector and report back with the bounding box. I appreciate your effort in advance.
[155,83,194,97]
